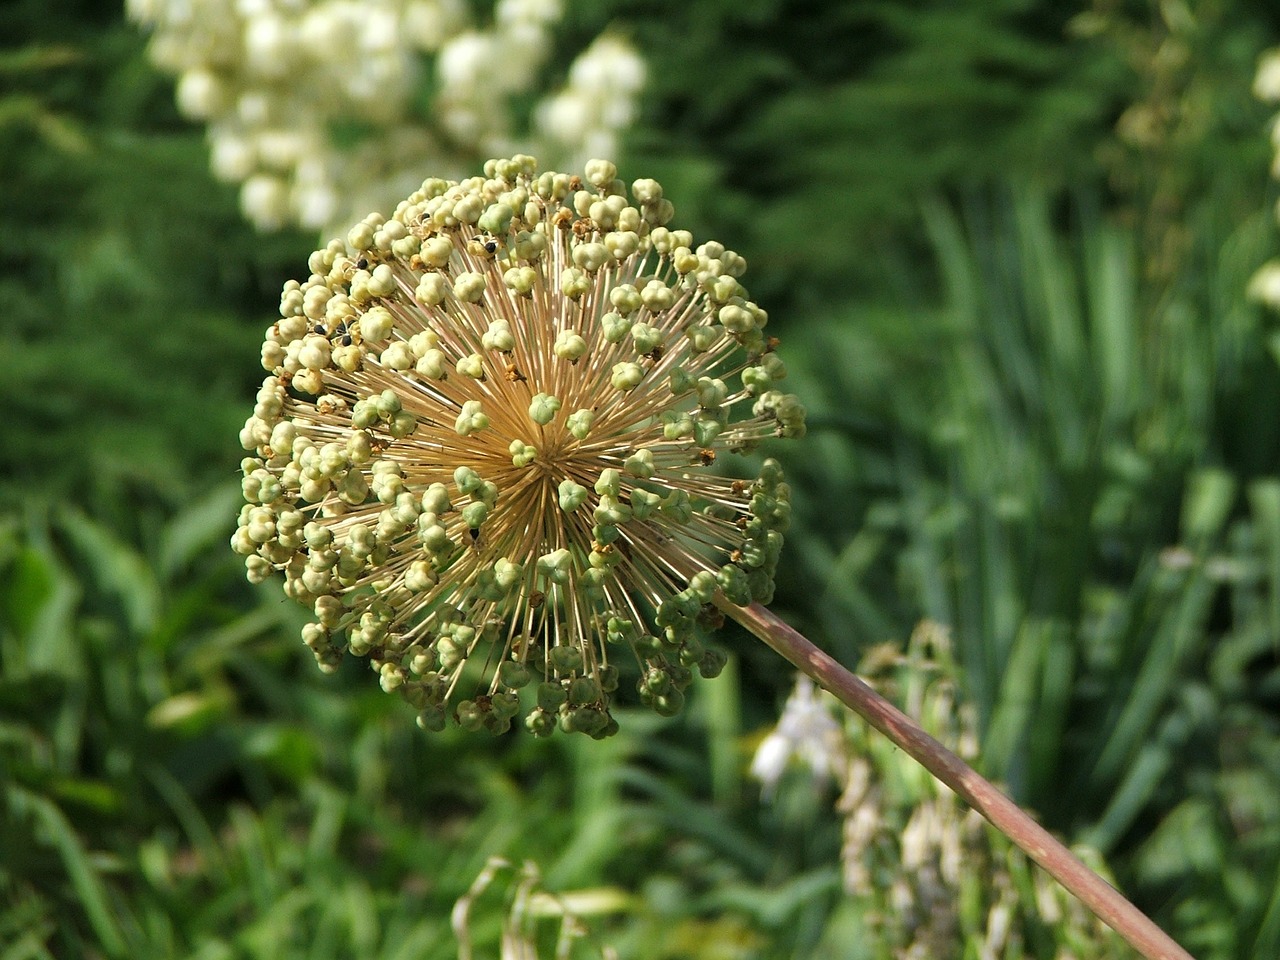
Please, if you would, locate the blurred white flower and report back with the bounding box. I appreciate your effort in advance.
[126,0,162,20]
[497,0,561,25]
[243,12,293,77]
[235,90,273,126]
[1248,260,1280,308]
[600,96,637,130]
[235,0,272,18]
[536,33,646,168]
[298,5,347,60]
[239,172,290,230]
[402,0,468,50]
[1254,50,1280,312]
[437,31,494,89]
[569,34,645,95]
[130,0,646,232]
[537,89,593,143]
[359,5,399,53]
[494,21,551,89]
[750,675,848,797]
[1255,49,1280,102]
[175,68,227,119]
[254,128,309,170]
[291,178,339,230]
[209,129,255,181]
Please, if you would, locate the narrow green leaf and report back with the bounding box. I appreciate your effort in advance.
[56,508,159,637]
[8,787,127,958]
[157,481,243,580]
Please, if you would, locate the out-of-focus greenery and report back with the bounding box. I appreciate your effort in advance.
[4,0,1280,958]
[0,0,309,507]
[779,184,1280,958]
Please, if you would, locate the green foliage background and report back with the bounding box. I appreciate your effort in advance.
[4,0,1280,957]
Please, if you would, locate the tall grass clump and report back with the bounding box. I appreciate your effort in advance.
[777,182,1280,958]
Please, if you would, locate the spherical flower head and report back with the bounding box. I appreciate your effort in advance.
[235,156,805,738]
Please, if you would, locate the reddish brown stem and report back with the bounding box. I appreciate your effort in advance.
[720,600,1194,960]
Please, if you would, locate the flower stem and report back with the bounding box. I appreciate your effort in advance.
[718,599,1195,960]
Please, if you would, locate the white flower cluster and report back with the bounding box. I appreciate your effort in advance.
[536,34,646,167]
[749,675,848,798]
[126,0,645,231]
[757,625,1126,957]
[1251,48,1280,309]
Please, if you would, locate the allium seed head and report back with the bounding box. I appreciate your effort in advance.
[235,156,805,737]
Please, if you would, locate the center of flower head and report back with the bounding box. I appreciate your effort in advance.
[235,156,806,738]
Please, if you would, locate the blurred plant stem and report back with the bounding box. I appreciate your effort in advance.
[719,598,1195,960]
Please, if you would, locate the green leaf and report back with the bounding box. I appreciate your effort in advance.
[157,482,243,580]
[6,787,127,958]
[56,508,160,637]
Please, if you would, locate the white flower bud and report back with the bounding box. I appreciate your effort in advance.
[240,174,290,231]
[175,68,227,119]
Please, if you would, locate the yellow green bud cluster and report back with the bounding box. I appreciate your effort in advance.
[234,156,805,737]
